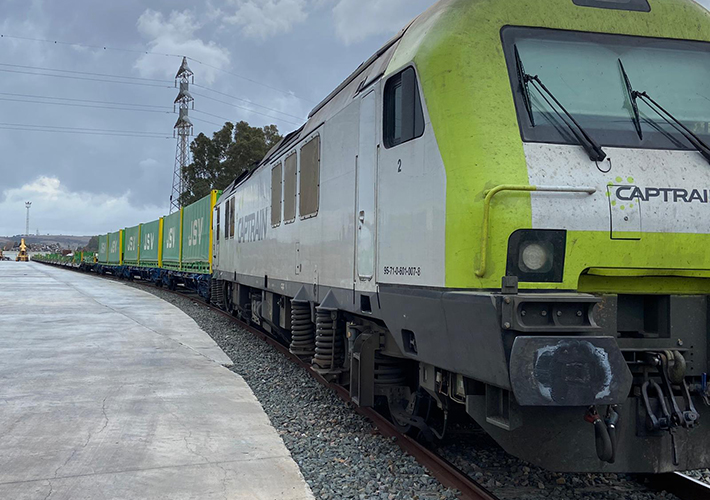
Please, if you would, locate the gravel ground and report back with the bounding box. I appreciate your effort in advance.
[129,283,459,500]
[125,280,706,500]
[437,434,680,500]
[683,469,710,485]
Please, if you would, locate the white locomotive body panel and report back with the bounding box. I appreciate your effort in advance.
[213,61,447,297]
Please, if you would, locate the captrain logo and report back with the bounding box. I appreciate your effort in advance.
[609,176,710,204]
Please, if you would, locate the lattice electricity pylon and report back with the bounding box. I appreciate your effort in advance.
[170,57,194,213]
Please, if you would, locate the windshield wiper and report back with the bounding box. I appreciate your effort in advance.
[618,59,643,140]
[514,45,607,162]
[514,46,535,126]
[618,58,710,165]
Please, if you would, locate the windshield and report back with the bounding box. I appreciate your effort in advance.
[502,27,710,150]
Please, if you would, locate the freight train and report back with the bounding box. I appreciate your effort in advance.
[36,0,710,473]
[37,191,222,295]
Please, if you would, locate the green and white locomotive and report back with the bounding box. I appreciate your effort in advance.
[219,0,710,472]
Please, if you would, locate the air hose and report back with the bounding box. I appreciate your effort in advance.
[605,406,620,464]
[585,406,613,462]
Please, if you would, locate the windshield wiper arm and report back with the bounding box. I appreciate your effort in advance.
[514,46,535,126]
[514,45,607,162]
[618,58,710,165]
[637,92,710,165]
[618,59,643,140]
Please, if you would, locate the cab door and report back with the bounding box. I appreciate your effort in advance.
[356,90,377,281]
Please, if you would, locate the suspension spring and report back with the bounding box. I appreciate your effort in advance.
[313,307,345,371]
[289,299,315,359]
[210,279,225,310]
[374,353,407,387]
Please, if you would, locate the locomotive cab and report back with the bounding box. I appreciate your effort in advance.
[406,0,710,472]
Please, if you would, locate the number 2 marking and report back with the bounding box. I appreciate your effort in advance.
[397,159,402,173]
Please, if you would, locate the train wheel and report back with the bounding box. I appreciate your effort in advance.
[387,389,431,437]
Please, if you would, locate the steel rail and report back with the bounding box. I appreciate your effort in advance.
[61,271,497,500]
[645,471,710,500]
[184,289,710,500]
[180,293,498,500]
[35,261,710,500]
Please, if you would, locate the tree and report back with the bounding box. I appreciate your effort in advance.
[179,121,282,206]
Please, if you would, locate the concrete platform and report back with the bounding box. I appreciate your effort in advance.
[0,262,314,500]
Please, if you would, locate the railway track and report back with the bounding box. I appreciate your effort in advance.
[645,472,710,500]
[34,262,710,500]
[159,282,710,500]
[185,288,497,500]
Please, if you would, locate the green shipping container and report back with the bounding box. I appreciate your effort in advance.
[124,224,141,265]
[181,192,214,273]
[140,218,161,267]
[162,210,181,270]
[98,234,109,263]
[108,230,123,265]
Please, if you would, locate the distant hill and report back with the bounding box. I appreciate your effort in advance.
[0,234,92,250]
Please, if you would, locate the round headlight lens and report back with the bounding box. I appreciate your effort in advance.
[520,242,550,272]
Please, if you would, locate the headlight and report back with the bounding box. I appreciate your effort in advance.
[507,230,566,282]
[520,241,552,272]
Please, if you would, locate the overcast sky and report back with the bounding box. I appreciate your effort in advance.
[0,0,709,236]
[0,0,436,236]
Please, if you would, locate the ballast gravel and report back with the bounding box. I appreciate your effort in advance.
[437,434,682,500]
[128,282,706,500]
[130,284,458,500]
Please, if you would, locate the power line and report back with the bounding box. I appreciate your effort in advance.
[0,33,315,103]
[0,121,169,137]
[0,62,173,83]
[0,91,171,109]
[0,62,307,123]
[0,92,295,133]
[193,84,305,120]
[193,95,302,126]
[0,96,173,114]
[0,126,171,139]
[193,109,237,124]
[0,93,240,130]
[194,106,300,127]
[186,57,315,103]
[0,67,173,88]
[191,116,224,127]
[0,33,184,58]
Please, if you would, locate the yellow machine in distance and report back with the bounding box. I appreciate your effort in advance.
[16,239,29,262]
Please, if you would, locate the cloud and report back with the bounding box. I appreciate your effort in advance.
[0,176,164,236]
[332,0,423,45]
[223,0,308,40]
[139,158,160,168]
[134,9,230,84]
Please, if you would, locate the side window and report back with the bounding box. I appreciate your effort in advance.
[271,163,282,227]
[299,136,320,219]
[216,206,220,241]
[225,199,231,239]
[383,67,425,148]
[284,152,297,223]
[230,198,236,238]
